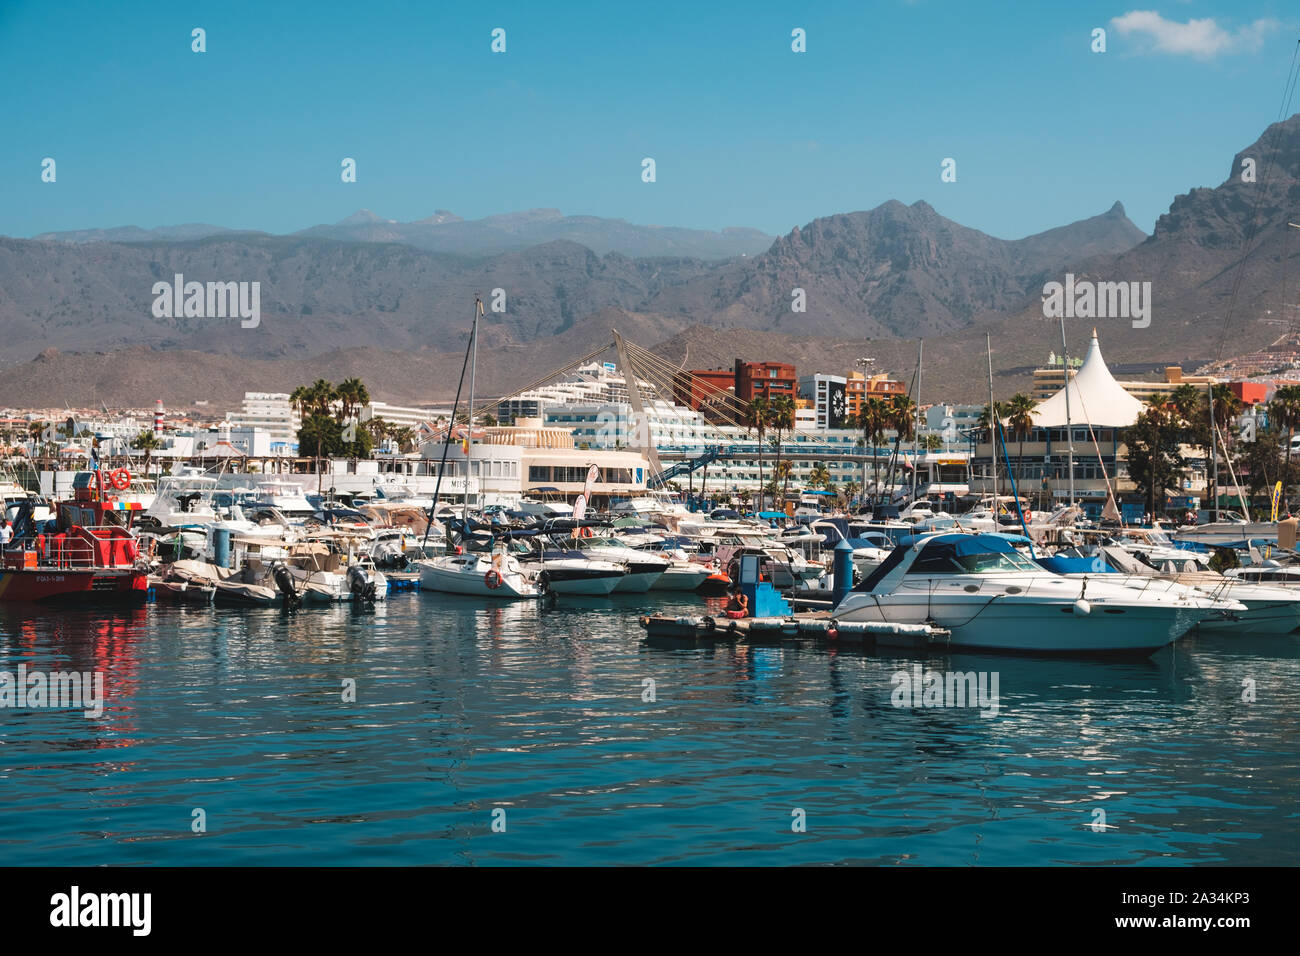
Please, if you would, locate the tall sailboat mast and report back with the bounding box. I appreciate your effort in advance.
[911,339,922,502]
[986,334,997,502]
[1208,380,1219,523]
[463,296,483,522]
[1059,317,1076,504]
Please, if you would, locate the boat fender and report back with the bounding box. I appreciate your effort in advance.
[1073,599,1091,615]
[827,626,838,640]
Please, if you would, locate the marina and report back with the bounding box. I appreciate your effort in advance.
[6,339,1300,868]
[4,1,1299,894]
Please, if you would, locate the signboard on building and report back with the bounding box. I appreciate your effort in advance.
[828,381,847,428]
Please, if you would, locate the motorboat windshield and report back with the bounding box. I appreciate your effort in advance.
[857,533,1042,591]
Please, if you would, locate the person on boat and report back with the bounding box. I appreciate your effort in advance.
[0,521,11,548]
[724,587,749,618]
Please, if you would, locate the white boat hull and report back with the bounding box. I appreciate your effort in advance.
[417,558,539,599]
[650,564,712,591]
[835,591,1207,654]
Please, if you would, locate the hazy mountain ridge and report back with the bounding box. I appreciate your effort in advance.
[31,208,776,261]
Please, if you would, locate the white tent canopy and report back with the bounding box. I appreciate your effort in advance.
[1031,330,1145,428]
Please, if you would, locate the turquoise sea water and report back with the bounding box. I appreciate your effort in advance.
[1,591,1297,866]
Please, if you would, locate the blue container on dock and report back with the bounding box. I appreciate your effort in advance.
[832,539,854,608]
[213,528,231,569]
[736,552,792,617]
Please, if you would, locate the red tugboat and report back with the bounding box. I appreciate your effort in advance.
[0,469,148,603]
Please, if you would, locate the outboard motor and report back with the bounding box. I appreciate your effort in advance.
[272,564,302,608]
[372,542,407,570]
[348,565,377,602]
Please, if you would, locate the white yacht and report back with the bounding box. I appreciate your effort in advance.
[517,546,627,595]
[832,533,1239,655]
[568,535,669,591]
[253,480,317,519]
[417,546,543,599]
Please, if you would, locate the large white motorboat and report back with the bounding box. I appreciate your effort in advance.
[417,547,543,599]
[1172,512,1277,546]
[517,546,627,595]
[569,535,669,591]
[1078,546,1300,636]
[832,532,1239,655]
[252,480,317,519]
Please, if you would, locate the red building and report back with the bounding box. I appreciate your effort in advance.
[734,361,797,403]
[1230,381,1269,406]
[672,368,735,413]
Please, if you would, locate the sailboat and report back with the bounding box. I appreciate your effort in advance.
[414,298,544,600]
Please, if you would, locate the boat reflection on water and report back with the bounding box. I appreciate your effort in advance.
[0,602,148,751]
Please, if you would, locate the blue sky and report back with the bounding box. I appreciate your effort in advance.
[1,0,1296,241]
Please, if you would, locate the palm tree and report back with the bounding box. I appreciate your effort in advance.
[744,396,772,512]
[885,393,917,500]
[307,379,338,418]
[775,458,794,508]
[857,398,889,502]
[336,377,370,422]
[392,426,417,454]
[1169,384,1202,423]
[289,385,309,417]
[130,429,163,477]
[1270,384,1300,508]
[1006,393,1036,484]
[769,395,796,505]
[842,480,861,508]
[1210,384,1242,436]
[808,462,831,489]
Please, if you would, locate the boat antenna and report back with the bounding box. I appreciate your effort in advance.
[421,297,481,549]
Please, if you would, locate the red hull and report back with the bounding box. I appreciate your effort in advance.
[0,568,148,603]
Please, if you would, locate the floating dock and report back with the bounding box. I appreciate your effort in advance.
[640,612,950,648]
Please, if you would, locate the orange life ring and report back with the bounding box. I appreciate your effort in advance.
[484,569,503,589]
[1024,510,1033,523]
[579,526,593,538]
[109,468,131,491]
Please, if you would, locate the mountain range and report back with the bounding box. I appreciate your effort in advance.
[33,208,776,261]
[3,113,1298,409]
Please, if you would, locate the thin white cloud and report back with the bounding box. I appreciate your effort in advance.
[1110,10,1278,58]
